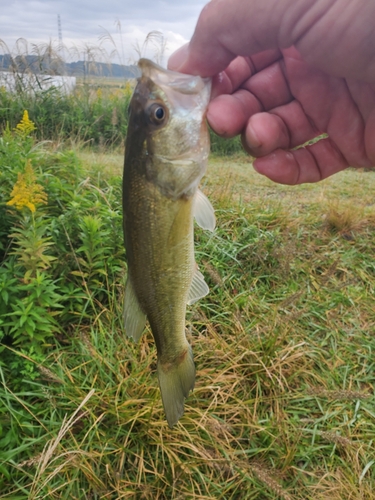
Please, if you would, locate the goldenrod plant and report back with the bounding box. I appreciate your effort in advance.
[13,109,37,137]
[7,159,47,212]
[0,112,124,387]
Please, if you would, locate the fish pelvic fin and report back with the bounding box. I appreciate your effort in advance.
[123,277,147,341]
[157,345,195,428]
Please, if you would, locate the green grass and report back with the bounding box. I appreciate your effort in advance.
[0,77,244,155]
[0,83,133,147]
[1,150,375,499]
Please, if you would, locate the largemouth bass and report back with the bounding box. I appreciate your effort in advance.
[122,58,215,427]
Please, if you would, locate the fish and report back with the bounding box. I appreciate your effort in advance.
[122,58,215,427]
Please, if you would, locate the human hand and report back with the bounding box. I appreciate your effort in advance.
[168,0,375,184]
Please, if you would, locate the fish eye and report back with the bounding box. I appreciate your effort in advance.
[147,103,168,125]
[155,107,164,120]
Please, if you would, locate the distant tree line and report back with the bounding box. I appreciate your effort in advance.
[0,54,139,79]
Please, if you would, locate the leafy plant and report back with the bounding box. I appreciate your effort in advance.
[0,112,125,389]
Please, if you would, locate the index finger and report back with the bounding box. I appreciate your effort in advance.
[167,0,292,77]
[209,50,283,98]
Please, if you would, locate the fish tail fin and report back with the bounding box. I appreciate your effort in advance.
[157,345,195,428]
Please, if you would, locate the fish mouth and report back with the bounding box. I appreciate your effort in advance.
[138,58,211,96]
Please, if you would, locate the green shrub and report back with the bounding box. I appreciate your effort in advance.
[0,112,125,387]
[0,83,132,146]
[0,82,244,154]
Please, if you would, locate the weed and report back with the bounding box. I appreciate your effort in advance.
[0,113,125,391]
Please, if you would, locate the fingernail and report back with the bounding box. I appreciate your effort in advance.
[247,124,261,149]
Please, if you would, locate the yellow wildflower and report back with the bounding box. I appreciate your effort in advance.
[6,159,47,213]
[14,110,36,137]
[96,87,103,100]
[123,81,133,97]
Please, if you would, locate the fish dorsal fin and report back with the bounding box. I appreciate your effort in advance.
[193,189,216,232]
[123,277,147,341]
[187,267,209,305]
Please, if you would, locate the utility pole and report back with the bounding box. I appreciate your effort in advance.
[57,14,65,74]
[57,14,63,49]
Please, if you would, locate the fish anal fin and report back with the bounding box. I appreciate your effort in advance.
[187,267,209,305]
[193,189,216,231]
[123,277,147,341]
[157,345,195,427]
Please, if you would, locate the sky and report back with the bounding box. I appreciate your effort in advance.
[0,0,207,65]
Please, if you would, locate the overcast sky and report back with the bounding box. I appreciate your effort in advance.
[0,0,207,65]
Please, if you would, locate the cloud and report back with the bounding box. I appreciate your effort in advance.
[1,0,206,63]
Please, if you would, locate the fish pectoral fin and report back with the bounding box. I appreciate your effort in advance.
[193,189,216,232]
[187,267,209,305]
[157,345,195,428]
[123,278,147,341]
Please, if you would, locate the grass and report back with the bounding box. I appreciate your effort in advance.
[1,151,375,499]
